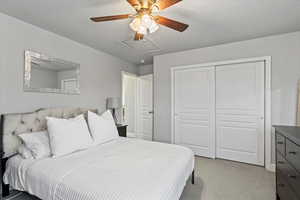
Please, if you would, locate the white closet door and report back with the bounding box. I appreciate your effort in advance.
[174,67,215,158]
[216,61,265,166]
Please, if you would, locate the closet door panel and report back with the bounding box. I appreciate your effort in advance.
[216,61,265,166]
[174,67,215,158]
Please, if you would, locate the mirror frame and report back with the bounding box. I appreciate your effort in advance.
[24,50,80,95]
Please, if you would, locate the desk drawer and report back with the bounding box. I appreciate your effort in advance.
[277,170,299,200]
[276,133,286,156]
[286,139,300,173]
[277,153,300,198]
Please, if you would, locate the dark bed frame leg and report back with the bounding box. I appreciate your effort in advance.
[1,114,10,197]
[2,184,10,197]
[191,170,195,185]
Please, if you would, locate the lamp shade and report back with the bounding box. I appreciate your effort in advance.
[107,97,121,109]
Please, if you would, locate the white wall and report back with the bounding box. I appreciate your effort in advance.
[297,82,300,126]
[0,13,137,114]
[154,31,300,163]
[138,64,153,76]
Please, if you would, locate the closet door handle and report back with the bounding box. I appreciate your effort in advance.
[288,175,297,179]
[122,107,126,121]
[277,141,284,145]
[289,151,297,155]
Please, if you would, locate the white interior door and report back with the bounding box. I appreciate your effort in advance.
[137,75,153,140]
[215,61,265,166]
[174,67,215,158]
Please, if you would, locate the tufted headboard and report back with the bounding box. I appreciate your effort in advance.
[0,107,97,158]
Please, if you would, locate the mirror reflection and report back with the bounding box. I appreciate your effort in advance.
[24,51,80,94]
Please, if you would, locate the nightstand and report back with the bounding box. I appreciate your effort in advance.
[117,124,127,137]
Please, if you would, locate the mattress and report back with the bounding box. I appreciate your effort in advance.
[4,138,194,200]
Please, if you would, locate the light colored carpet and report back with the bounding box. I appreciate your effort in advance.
[180,157,276,200]
[5,157,275,200]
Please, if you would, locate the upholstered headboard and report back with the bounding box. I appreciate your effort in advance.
[0,107,97,158]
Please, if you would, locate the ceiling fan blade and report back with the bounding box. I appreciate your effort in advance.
[127,0,141,10]
[156,16,188,32]
[90,14,130,22]
[134,32,144,40]
[156,0,182,10]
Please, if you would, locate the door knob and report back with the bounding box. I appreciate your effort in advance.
[149,111,154,114]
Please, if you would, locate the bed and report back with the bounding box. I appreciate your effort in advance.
[1,108,195,200]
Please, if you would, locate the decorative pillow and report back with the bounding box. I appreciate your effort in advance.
[88,110,119,145]
[18,131,51,159]
[17,144,34,159]
[46,114,93,157]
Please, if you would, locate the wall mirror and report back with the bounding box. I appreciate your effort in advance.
[24,51,80,94]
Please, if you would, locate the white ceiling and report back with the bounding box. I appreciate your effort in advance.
[1,0,300,65]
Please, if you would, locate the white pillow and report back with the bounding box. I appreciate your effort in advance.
[18,131,51,159]
[17,144,34,159]
[47,114,93,157]
[88,110,119,145]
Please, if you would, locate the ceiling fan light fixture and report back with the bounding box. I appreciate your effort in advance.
[130,14,159,35]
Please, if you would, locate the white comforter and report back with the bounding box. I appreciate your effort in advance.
[4,138,194,200]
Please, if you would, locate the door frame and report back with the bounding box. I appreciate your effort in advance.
[121,71,139,137]
[171,56,273,171]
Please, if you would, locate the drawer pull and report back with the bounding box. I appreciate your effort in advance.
[278,183,285,187]
[289,151,297,155]
[277,141,284,145]
[277,161,285,164]
[288,175,297,179]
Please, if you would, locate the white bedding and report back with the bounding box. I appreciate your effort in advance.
[4,138,194,200]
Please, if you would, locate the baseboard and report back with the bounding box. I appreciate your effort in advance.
[266,163,275,172]
[127,132,137,138]
[137,134,153,141]
[129,132,153,141]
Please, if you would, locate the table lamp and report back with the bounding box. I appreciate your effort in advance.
[107,97,121,124]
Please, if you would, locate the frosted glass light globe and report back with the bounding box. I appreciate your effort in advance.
[151,5,159,14]
[137,25,148,35]
[141,14,153,27]
[129,18,141,32]
[148,21,159,33]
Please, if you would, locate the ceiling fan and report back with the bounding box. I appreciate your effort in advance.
[90,0,189,41]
